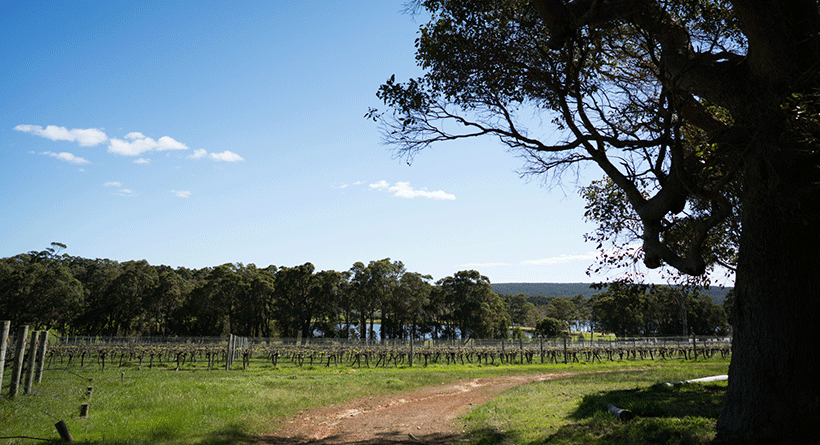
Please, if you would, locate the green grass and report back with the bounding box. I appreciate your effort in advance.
[1,356,728,444]
[460,361,729,445]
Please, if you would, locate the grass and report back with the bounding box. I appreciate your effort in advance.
[1,354,728,444]
[460,362,729,445]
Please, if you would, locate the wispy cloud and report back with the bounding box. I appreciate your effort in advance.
[113,188,136,197]
[522,253,597,266]
[104,181,135,196]
[369,180,455,200]
[171,190,191,198]
[41,151,90,165]
[133,158,150,164]
[16,125,107,146]
[189,148,244,162]
[209,150,244,162]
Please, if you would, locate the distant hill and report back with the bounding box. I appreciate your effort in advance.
[492,282,732,305]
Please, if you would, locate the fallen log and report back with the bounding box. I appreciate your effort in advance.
[607,403,635,421]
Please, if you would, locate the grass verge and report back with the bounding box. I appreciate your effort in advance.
[1,357,727,444]
[461,361,728,445]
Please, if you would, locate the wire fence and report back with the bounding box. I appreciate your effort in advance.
[49,333,731,349]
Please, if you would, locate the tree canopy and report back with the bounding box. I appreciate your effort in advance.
[372,1,820,441]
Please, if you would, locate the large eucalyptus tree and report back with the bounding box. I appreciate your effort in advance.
[372,1,820,441]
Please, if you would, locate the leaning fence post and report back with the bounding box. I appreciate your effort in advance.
[9,325,29,397]
[0,321,9,390]
[24,330,38,394]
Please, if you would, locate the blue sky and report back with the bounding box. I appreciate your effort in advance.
[1,1,707,284]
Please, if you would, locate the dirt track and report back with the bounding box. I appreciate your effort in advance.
[262,370,609,445]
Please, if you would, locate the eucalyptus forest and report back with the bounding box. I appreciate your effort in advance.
[0,243,727,340]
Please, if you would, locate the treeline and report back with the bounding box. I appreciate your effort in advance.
[0,244,512,339]
[1,244,729,339]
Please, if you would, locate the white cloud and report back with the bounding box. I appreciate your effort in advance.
[16,124,108,146]
[108,133,188,156]
[108,137,157,156]
[189,148,243,162]
[369,180,390,190]
[133,158,150,164]
[156,136,187,151]
[171,190,191,198]
[521,253,598,266]
[190,148,208,160]
[209,150,244,162]
[41,151,90,165]
[104,181,121,187]
[370,180,456,200]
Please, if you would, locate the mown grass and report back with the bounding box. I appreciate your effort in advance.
[1,355,728,444]
[461,361,729,445]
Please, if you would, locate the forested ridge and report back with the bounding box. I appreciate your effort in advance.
[492,282,732,305]
[1,244,728,339]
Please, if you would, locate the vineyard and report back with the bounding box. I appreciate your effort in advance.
[2,329,731,444]
[37,335,731,372]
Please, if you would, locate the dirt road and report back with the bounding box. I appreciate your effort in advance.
[262,370,600,444]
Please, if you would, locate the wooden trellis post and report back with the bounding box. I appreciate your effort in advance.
[8,325,29,397]
[35,330,48,383]
[0,321,10,390]
[24,331,38,394]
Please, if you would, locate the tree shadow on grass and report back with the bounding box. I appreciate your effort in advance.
[72,422,260,445]
[546,382,727,445]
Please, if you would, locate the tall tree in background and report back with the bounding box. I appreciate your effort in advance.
[273,263,317,340]
[349,259,405,340]
[373,1,820,441]
[437,270,509,339]
[0,243,83,332]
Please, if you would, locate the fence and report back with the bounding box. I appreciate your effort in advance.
[50,334,730,349]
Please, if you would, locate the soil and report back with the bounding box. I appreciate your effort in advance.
[261,370,600,445]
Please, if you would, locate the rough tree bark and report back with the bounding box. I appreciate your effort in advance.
[720,127,820,442]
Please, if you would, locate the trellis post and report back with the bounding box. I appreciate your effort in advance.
[9,325,29,397]
[0,321,10,390]
[24,330,38,394]
[35,330,48,383]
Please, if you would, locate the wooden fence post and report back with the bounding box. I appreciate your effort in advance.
[24,330,38,394]
[563,336,568,364]
[9,325,29,397]
[409,336,413,367]
[0,321,9,391]
[55,419,74,442]
[226,334,233,370]
[35,330,48,383]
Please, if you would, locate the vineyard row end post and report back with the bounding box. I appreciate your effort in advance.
[8,324,29,397]
[24,330,38,394]
[0,320,9,391]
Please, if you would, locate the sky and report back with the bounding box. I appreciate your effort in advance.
[0,1,721,285]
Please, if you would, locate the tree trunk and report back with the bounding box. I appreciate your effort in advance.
[718,134,820,443]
